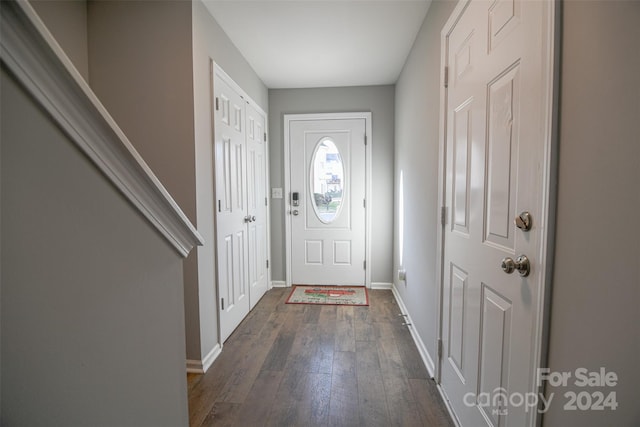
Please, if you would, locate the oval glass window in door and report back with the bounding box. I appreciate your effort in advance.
[310,139,344,223]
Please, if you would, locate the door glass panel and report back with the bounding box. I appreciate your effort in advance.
[310,139,344,223]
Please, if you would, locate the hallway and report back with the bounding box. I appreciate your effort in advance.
[187,288,454,426]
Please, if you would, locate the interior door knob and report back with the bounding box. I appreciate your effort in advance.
[501,255,530,277]
[292,210,299,216]
[251,216,256,222]
[501,257,516,274]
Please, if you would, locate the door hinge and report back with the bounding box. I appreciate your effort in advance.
[364,134,368,145]
[363,198,366,208]
[266,260,269,269]
[437,338,443,359]
[215,97,219,111]
[441,206,447,226]
[218,200,222,212]
[265,197,268,206]
[221,298,225,310]
[363,260,366,270]
[264,132,267,142]
[444,66,449,88]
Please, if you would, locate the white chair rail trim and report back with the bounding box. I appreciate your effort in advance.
[0,0,203,257]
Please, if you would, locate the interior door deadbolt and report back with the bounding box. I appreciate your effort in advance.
[515,211,532,231]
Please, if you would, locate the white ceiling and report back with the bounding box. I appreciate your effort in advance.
[202,0,432,89]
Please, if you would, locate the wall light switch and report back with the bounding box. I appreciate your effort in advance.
[271,187,283,199]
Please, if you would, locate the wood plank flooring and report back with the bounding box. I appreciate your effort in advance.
[187,288,454,427]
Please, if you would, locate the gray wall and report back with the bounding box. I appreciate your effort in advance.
[87,0,196,223]
[86,0,204,362]
[1,68,189,426]
[194,1,268,112]
[190,0,268,360]
[48,0,269,367]
[544,2,640,426]
[268,86,395,284]
[393,0,456,367]
[30,0,89,81]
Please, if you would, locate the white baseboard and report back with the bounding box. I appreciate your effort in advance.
[391,283,436,378]
[371,282,393,290]
[186,343,221,374]
[271,280,287,288]
[186,360,203,374]
[390,285,461,426]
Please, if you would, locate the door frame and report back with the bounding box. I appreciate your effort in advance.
[434,0,560,424]
[284,112,372,288]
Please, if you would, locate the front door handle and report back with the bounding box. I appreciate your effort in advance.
[501,255,530,277]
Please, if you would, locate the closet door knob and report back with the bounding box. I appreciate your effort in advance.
[501,255,530,277]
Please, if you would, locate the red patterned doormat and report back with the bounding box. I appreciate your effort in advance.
[285,285,369,306]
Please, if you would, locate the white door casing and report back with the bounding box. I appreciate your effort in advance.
[246,102,269,309]
[285,114,372,287]
[437,1,556,427]
[213,65,270,342]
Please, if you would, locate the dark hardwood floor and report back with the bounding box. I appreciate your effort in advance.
[187,287,454,427]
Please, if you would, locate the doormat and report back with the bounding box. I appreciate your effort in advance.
[285,285,369,306]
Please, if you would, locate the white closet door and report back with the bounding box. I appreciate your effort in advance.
[245,103,268,309]
[214,73,250,343]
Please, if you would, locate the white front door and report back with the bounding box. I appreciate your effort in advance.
[440,1,554,426]
[288,116,367,286]
[245,103,268,309]
[214,73,250,342]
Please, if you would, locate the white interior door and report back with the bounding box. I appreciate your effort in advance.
[439,1,554,426]
[214,73,250,342]
[288,117,367,286]
[245,103,268,309]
